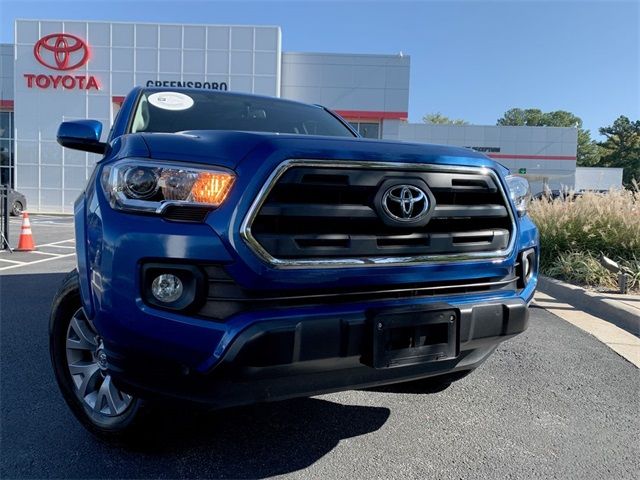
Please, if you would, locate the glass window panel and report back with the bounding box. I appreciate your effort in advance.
[0,166,13,187]
[130,91,355,137]
[359,122,380,139]
[0,138,14,187]
[0,112,11,138]
[0,139,11,166]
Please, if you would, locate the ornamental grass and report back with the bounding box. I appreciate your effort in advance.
[528,184,640,291]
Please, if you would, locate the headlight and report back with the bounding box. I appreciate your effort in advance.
[101,160,235,213]
[505,175,531,216]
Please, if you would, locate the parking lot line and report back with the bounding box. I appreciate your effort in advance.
[0,253,75,272]
[40,239,75,246]
[0,258,27,265]
[10,220,74,228]
[11,223,75,228]
[29,251,64,256]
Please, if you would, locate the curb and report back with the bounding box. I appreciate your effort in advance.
[537,275,640,336]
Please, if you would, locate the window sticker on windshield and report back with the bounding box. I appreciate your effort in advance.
[148,92,194,111]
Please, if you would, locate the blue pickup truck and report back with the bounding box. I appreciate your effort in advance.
[50,87,538,438]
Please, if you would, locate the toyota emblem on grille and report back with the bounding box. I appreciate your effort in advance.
[382,185,430,222]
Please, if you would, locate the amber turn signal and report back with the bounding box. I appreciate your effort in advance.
[191,172,235,206]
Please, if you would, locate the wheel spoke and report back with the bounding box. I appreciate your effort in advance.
[93,387,105,413]
[66,336,93,351]
[95,376,116,414]
[105,376,121,413]
[67,314,97,351]
[70,361,100,397]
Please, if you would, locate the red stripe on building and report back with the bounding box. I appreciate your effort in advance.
[334,110,408,120]
[0,100,14,109]
[488,153,576,161]
[112,96,126,104]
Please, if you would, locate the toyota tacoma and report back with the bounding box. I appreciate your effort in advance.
[50,87,538,438]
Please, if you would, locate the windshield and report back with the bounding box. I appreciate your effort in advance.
[129,90,355,137]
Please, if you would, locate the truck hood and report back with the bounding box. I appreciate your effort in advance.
[134,130,504,172]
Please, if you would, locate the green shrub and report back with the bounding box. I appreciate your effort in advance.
[528,187,640,291]
[545,251,640,291]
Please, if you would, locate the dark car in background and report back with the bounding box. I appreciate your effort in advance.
[8,188,26,216]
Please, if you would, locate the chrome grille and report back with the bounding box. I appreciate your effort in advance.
[241,160,516,267]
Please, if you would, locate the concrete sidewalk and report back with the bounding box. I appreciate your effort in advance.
[602,292,640,314]
[538,275,640,336]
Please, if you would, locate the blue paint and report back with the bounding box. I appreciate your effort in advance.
[73,87,539,373]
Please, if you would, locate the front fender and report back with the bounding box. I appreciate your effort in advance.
[73,193,94,318]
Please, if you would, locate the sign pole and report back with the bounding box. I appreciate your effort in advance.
[0,185,11,251]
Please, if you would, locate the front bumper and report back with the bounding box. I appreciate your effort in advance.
[106,296,529,408]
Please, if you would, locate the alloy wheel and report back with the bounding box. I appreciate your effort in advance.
[65,308,133,416]
[12,201,23,216]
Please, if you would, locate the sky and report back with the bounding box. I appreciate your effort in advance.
[0,0,638,138]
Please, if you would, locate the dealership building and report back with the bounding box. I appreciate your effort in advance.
[0,19,579,213]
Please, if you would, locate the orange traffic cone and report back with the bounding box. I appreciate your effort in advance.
[16,212,36,251]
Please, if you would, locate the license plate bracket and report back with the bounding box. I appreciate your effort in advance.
[370,304,459,369]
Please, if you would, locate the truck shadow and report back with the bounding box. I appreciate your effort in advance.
[0,271,390,479]
[364,370,471,395]
[118,398,390,478]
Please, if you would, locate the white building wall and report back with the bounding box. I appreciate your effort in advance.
[281,52,410,113]
[390,124,578,193]
[381,119,402,140]
[575,167,623,191]
[13,20,281,213]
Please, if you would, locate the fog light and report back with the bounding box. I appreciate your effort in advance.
[151,274,184,303]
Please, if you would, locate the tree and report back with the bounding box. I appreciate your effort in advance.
[576,131,603,167]
[598,116,640,186]
[423,112,468,125]
[496,108,601,166]
[497,108,544,126]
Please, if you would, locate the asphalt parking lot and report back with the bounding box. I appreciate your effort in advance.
[1,216,639,479]
[0,214,75,272]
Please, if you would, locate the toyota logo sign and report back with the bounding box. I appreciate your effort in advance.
[25,33,99,91]
[381,185,431,222]
[34,33,89,71]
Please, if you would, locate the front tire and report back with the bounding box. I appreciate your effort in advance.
[11,200,23,216]
[49,270,145,440]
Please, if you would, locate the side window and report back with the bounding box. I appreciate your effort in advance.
[108,108,120,141]
[108,97,125,141]
[131,96,150,133]
[302,121,319,135]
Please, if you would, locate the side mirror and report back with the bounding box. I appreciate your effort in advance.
[57,120,108,154]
